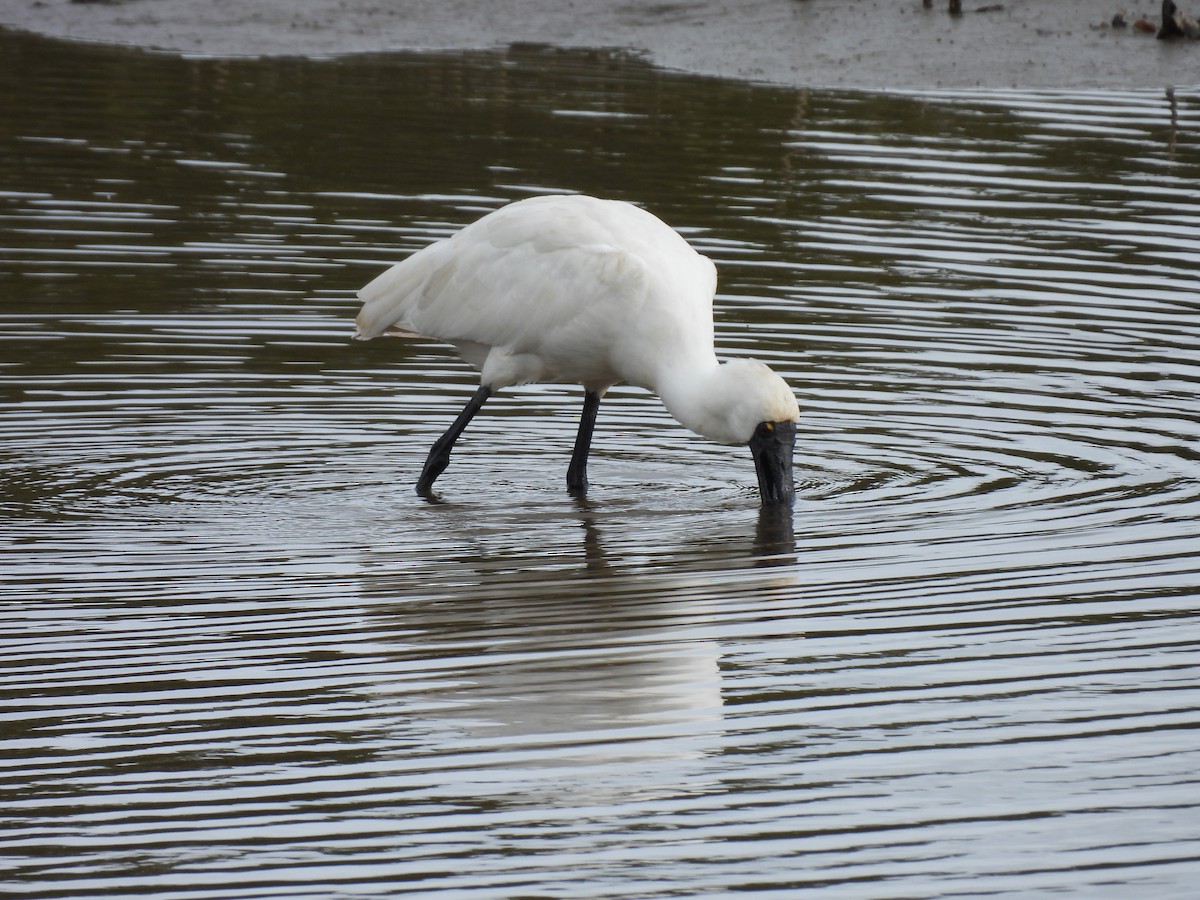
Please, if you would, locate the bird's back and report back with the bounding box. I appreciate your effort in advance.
[355,195,717,390]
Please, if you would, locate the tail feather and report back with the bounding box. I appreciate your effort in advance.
[354,256,427,340]
[383,325,425,339]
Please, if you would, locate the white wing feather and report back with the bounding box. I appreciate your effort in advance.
[355,195,716,390]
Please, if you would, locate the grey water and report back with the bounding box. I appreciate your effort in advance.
[2,30,1200,898]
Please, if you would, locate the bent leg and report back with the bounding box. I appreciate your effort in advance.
[417,385,491,497]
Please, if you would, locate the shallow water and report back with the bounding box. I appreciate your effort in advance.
[2,31,1200,898]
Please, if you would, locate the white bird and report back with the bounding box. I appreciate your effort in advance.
[355,194,799,506]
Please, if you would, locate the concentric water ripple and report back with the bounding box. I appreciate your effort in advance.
[2,33,1199,899]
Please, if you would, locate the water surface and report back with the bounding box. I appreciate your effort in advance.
[2,32,1199,898]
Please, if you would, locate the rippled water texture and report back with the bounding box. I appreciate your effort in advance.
[3,32,1200,898]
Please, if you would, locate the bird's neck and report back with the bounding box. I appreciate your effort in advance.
[655,354,730,444]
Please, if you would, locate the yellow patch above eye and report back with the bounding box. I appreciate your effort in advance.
[764,422,774,432]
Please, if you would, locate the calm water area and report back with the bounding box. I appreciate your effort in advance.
[2,29,1200,898]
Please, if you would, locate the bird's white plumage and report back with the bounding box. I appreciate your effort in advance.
[356,194,798,444]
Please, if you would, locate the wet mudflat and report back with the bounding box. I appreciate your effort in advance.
[2,32,1199,897]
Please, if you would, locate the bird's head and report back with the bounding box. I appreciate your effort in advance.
[677,359,799,508]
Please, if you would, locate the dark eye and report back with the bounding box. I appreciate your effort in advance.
[756,422,774,438]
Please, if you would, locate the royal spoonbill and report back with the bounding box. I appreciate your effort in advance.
[355,194,799,506]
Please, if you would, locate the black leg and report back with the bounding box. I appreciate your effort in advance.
[416,385,491,497]
[567,390,601,496]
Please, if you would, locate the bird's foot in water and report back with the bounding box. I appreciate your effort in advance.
[415,444,451,497]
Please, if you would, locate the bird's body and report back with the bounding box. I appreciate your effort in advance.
[356,194,799,505]
[358,195,716,407]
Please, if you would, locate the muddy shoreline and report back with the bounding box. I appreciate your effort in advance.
[1,0,1197,90]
